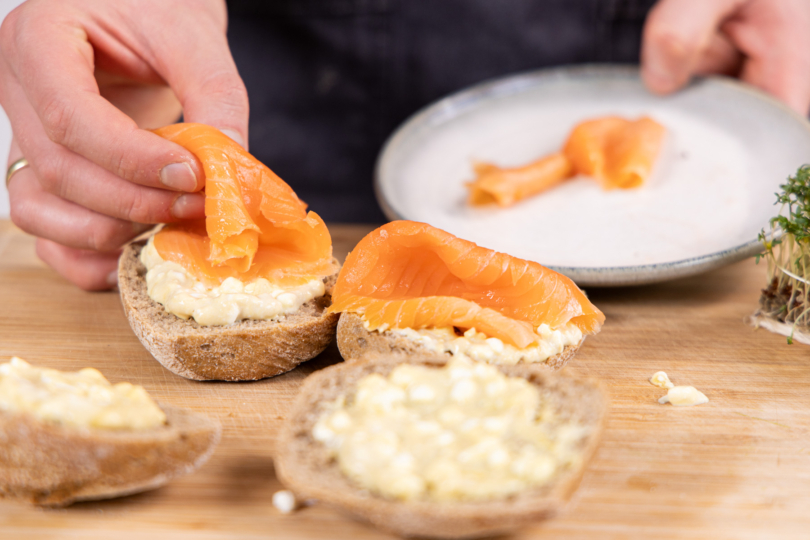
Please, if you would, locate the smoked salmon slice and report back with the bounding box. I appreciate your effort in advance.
[466,153,572,207]
[151,123,337,286]
[563,116,665,189]
[467,116,665,206]
[328,221,604,348]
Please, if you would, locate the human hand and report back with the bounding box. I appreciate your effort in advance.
[641,0,810,115]
[0,0,249,290]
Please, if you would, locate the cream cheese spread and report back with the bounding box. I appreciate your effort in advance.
[0,357,166,430]
[140,239,325,326]
[379,322,583,365]
[312,355,589,502]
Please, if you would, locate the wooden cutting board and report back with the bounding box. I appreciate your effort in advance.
[0,220,808,540]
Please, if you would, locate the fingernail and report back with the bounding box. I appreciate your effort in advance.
[220,128,246,149]
[106,270,119,288]
[171,193,206,219]
[646,69,677,94]
[160,162,198,191]
[642,44,681,93]
[643,61,676,94]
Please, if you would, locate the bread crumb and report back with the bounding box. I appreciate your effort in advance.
[658,386,708,407]
[649,371,674,389]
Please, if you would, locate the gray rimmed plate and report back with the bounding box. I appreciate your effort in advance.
[374,65,810,286]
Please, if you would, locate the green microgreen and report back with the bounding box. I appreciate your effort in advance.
[759,165,810,334]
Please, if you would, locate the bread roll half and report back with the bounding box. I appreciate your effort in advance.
[275,356,607,539]
[0,405,220,506]
[119,242,340,381]
[335,312,584,370]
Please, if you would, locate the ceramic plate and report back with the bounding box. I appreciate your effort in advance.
[375,65,810,286]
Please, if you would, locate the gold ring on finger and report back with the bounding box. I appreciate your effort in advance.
[5,157,30,188]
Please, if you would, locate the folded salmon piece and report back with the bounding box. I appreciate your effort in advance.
[151,123,338,287]
[328,221,604,348]
[563,116,666,189]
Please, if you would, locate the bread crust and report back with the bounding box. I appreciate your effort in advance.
[0,405,221,506]
[119,242,340,381]
[275,356,608,539]
[336,312,583,370]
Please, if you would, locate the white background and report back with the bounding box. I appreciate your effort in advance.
[0,0,24,219]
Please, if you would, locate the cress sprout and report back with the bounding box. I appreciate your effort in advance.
[758,164,810,341]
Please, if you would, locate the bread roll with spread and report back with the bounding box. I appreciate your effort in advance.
[119,124,340,381]
[328,221,604,369]
[275,354,607,538]
[0,358,220,506]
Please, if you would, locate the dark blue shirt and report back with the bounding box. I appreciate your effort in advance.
[226,0,657,221]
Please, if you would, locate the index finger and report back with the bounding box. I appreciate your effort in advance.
[1,7,204,192]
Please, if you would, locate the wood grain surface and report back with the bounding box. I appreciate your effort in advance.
[0,220,808,540]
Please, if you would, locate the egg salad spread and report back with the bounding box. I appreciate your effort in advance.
[0,357,166,430]
[312,356,589,502]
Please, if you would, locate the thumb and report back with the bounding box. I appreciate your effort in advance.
[641,0,743,94]
[724,0,810,116]
[154,13,249,148]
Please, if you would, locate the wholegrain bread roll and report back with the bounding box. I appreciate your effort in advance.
[335,312,584,370]
[275,355,607,539]
[0,405,220,506]
[119,242,340,381]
